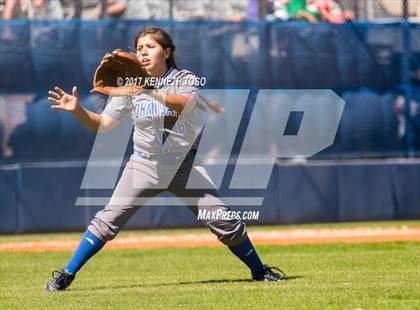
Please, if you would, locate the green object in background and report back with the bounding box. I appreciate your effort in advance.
[287,0,321,20]
[287,0,307,16]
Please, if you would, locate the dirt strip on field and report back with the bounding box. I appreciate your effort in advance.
[0,226,419,252]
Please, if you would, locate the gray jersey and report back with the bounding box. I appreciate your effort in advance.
[103,67,198,155]
[92,68,247,246]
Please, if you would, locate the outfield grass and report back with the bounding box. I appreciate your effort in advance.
[0,241,418,309]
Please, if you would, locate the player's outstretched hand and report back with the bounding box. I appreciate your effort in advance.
[48,86,80,112]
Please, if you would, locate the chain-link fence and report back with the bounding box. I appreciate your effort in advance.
[0,0,419,21]
[341,0,420,21]
[0,0,248,20]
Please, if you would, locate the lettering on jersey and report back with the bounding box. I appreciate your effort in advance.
[133,98,179,118]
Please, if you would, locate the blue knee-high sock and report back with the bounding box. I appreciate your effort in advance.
[65,230,105,274]
[228,237,264,277]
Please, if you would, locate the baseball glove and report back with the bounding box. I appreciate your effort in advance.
[92,49,149,96]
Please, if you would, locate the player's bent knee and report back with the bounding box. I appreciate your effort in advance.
[208,218,247,246]
[87,205,137,242]
[88,218,120,242]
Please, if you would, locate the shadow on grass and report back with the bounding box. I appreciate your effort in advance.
[70,275,303,291]
[180,276,303,284]
[179,278,251,285]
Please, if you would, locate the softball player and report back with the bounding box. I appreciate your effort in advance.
[45,27,286,291]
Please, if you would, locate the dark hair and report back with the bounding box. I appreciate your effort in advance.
[134,26,177,69]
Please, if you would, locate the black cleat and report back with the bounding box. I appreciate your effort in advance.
[45,269,75,291]
[253,264,288,281]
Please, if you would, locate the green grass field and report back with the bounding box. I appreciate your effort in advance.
[0,222,419,309]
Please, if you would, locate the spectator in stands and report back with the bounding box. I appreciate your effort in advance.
[173,0,245,21]
[264,0,290,21]
[247,0,259,19]
[287,0,320,23]
[59,0,82,19]
[1,0,20,40]
[224,0,247,21]
[106,0,126,18]
[79,0,127,20]
[120,0,169,20]
[264,0,355,23]
[3,0,64,19]
[3,0,22,19]
[312,0,354,23]
[31,0,64,19]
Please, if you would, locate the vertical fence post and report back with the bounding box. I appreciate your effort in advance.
[402,0,409,19]
[354,0,360,20]
[258,0,267,19]
[169,0,173,20]
[401,18,413,156]
[100,0,107,19]
[16,164,23,233]
[366,0,374,20]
